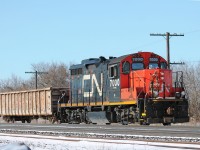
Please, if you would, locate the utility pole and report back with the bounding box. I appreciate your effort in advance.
[25,71,48,89]
[150,32,184,69]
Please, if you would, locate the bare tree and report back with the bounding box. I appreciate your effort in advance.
[30,62,70,89]
[173,62,200,122]
[0,62,70,92]
[0,74,29,92]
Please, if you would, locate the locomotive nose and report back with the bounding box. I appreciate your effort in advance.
[148,69,172,98]
[148,69,162,98]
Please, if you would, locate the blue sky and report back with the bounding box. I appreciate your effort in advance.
[0,0,200,80]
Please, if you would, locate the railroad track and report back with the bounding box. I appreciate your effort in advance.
[0,123,200,143]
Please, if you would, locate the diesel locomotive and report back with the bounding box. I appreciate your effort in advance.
[58,51,189,125]
[0,51,189,125]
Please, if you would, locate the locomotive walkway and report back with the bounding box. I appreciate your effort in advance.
[0,123,200,143]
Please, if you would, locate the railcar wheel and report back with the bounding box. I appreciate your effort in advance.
[22,120,25,123]
[163,123,171,126]
[26,119,31,123]
[49,116,56,124]
[11,118,15,123]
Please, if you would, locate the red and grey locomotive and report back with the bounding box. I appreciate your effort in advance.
[58,51,189,125]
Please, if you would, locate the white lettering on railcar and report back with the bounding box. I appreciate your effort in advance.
[110,79,120,87]
[82,73,103,97]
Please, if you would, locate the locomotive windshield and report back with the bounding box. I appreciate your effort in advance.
[132,57,144,70]
[132,62,144,70]
[149,57,159,69]
[149,62,158,69]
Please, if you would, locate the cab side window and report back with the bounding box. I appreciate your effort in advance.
[161,62,167,69]
[109,65,118,78]
[122,61,130,73]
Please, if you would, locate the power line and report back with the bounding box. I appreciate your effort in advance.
[133,39,164,50]
[150,32,184,69]
[185,29,200,35]
[25,71,48,89]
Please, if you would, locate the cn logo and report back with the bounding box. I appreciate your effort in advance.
[82,73,103,97]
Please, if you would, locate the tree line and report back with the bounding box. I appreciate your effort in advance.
[175,62,200,123]
[0,62,70,92]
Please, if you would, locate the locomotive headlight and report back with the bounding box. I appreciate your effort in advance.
[175,92,181,99]
[153,91,159,97]
[181,91,186,98]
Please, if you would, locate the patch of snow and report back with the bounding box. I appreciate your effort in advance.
[0,133,200,150]
[0,143,31,150]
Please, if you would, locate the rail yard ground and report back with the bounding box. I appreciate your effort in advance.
[1,117,200,149]
[1,123,200,141]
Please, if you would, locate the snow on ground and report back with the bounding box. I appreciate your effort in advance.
[0,143,31,150]
[0,133,200,150]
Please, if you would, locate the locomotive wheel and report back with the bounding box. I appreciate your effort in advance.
[140,120,150,125]
[121,120,128,125]
[144,123,150,126]
[163,123,171,126]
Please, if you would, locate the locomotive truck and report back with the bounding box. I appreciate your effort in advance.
[0,51,189,125]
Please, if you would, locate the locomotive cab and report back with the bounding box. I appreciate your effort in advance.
[119,52,189,125]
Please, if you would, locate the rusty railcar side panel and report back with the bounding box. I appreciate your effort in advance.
[18,93,22,115]
[15,93,19,115]
[0,95,3,115]
[36,91,40,115]
[32,91,37,115]
[25,92,29,115]
[5,94,9,115]
[2,95,5,115]
[12,94,16,115]
[24,92,28,115]
[7,95,10,115]
[0,95,2,115]
[0,87,68,117]
[46,90,51,115]
[21,93,25,115]
[40,90,45,115]
[28,92,33,115]
[11,94,14,115]
[7,94,11,115]
[4,95,6,115]
[0,95,2,114]
[9,94,12,115]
